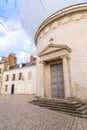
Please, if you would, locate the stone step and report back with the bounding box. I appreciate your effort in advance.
[35,96,81,105]
[29,97,87,117]
[31,100,83,109]
[81,109,87,114]
[48,108,87,119]
[38,97,83,105]
[77,105,87,111]
[32,102,87,115]
[31,103,82,114]
[31,102,82,112]
[36,98,81,104]
[45,106,81,114]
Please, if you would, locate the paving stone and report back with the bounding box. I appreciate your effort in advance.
[0,95,86,130]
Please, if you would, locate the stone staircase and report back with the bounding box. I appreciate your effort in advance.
[29,97,87,118]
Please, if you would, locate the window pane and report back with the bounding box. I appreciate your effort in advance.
[6,75,9,81]
[19,73,22,80]
[12,74,15,81]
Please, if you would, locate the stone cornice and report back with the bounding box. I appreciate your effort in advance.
[38,44,71,62]
[35,3,87,45]
[38,44,71,57]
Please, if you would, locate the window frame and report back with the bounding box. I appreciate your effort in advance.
[12,74,16,81]
[19,73,22,80]
[6,75,9,81]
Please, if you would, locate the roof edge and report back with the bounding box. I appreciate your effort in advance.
[34,2,87,45]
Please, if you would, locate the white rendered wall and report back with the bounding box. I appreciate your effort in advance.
[1,65,36,95]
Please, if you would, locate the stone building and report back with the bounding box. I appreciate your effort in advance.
[1,63,36,94]
[35,3,87,100]
[1,55,36,95]
[0,57,8,91]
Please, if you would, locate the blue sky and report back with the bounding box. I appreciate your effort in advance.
[0,0,86,63]
[0,0,36,63]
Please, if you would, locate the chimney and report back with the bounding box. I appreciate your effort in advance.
[30,55,36,63]
[8,53,17,67]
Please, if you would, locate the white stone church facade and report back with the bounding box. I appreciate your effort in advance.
[35,3,87,100]
[0,3,87,100]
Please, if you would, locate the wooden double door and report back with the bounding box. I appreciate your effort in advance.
[51,63,65,98]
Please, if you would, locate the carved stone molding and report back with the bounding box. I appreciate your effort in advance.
[35,3,87,44]
[55,54,70,61]
[38,11,87,41]
[63,54,71,60]
[38,44,71,62]
[39,61,46,64]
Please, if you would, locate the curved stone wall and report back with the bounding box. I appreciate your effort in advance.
[35,3,87,99]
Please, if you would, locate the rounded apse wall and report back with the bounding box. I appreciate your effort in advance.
[35,3,87,99]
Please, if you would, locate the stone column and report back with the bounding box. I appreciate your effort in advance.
[40,61,45,97]
[63,56,70,97]
[47,64,51,98]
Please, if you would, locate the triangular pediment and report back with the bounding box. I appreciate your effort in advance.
[38,44,71,57]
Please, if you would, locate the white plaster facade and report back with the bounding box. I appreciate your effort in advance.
[0,59,8,92]
[1,65,36,94]
[35,3,87,100]
[0,63,4,92]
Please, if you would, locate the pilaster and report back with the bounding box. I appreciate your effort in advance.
[63,56,70,97]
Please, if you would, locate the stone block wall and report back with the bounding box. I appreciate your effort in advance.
[36,8,87,99]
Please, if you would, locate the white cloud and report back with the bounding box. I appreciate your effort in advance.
[0,18,36,63]
[23,41,31,52]
[15,50,30,63]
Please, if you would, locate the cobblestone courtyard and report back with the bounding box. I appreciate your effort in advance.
[0,95,87,130]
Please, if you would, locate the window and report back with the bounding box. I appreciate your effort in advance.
[0,69,2,73]
[5,85,8,92]
[19,73,22,80]
[12,74,15,81]
[28,72,32,80]
[0,76,1,81]
[6,75,9,81]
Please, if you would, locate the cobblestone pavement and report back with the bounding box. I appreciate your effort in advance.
[0,95,86,130]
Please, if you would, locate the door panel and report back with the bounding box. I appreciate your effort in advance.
[11,84,14,94]
[51,63,65,98]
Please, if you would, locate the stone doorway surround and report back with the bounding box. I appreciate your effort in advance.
[38,43,72,98]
